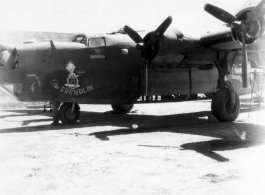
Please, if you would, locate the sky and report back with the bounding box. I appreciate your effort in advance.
[0,0,246,36]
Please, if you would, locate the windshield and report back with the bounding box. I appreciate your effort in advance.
[69,35,87,45]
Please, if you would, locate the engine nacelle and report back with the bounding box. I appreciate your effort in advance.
[202,0,265,50]
[146,29,217,67]
[233,5,265,44]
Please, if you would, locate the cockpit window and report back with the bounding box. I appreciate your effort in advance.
[70,35,87,45]
[88,37,106,47]
[70,35,106,47]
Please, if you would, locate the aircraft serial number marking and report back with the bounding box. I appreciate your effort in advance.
[90,55,105,59]
[51,79,93,96]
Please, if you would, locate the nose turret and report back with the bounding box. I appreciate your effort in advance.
[0,43,16,70]
[0,43,23,100]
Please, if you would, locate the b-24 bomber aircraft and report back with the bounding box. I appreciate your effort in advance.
[0,0,264,124]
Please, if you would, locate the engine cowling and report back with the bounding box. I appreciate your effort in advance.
[232,7,265,44]
[146,29,217,67]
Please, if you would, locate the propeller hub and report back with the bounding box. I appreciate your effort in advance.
[142,41,160,61]
[124,16,172,61]
[136,43,144,51]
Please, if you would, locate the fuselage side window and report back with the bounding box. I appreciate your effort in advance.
[88,38,106,47]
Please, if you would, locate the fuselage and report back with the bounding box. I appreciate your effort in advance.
[11,35,141,104]
[0,31,221,104]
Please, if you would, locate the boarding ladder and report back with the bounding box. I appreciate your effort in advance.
[248,69,265,118]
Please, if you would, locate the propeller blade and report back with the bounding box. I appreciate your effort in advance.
[148,16,173,44]
[204,4,237,24]
[254,0,265,12]
[246,0,265,22]
[123,25,143,43]
[241,29,249,88]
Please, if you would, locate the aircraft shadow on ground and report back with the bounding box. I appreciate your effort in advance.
[0,105,263,136]
[179,139,260,162]
[83,112,265,162]
[0,109,213,133]
[138,138,261,162]
[0,109,52,119]
[0,105,264,162]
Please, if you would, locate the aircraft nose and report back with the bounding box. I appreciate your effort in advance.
[0,44,22,85]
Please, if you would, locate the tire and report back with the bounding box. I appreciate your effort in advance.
[111,104,134,114]
[59,103,80,124]
[211,88,240,122]
[211,89,223,119]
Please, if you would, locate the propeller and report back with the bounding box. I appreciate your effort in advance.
[124,16,173,60]
[147,16,173,44]
[205,0,265,36]
[204,0,265,88]
[124,17,172,95]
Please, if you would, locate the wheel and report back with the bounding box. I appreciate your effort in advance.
[59,103,80,124]
[111,104,134,114]
[211,88,240,122]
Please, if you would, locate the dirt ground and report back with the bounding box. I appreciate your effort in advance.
[0,96,265,195]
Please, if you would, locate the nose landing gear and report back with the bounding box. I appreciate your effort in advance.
[59,103,80,124]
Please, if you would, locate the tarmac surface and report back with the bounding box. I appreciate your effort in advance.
[0,96,265,195]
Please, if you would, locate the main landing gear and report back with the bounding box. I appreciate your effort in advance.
[211,84,240,122]
[111,103,134,114]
